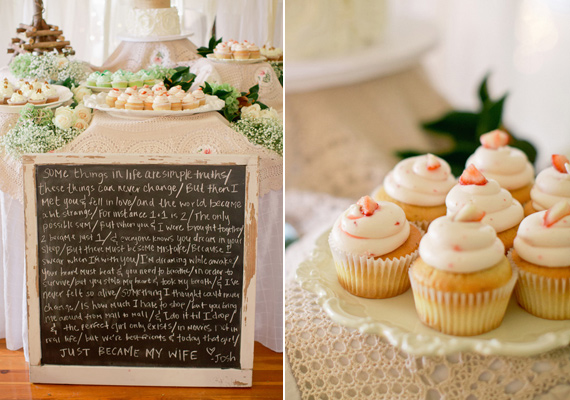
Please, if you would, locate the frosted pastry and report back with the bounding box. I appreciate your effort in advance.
[42,84,59,103]
[329,196,421,298]
[373,154,456,229]
[96,74,112,88]
[466,130,534,204]
[168,94,182,111]
[28,89,47,105]
[144,94,155,110]
[152,94,171,110]
[125,95,144,111]
[192,89,206,106]
[181,93,198,110]
[446,164,524,251]
[525,154,570,216]
[7,90,27,106]
[232,43,250,60]
[510,200,570,319]
[0,84,14,104]
[115,93,130,109]
[214,43,232,59]
[409,203,516,336]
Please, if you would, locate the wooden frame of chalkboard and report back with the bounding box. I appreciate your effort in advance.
[23,153,259,387]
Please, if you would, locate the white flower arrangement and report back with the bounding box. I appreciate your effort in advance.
[71,85,93,104]
[1,103,93,158]
[231,105,283,156]
[10,51,89,88]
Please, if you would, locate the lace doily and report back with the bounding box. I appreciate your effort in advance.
[0,111,282,203]
[285,191,570,400]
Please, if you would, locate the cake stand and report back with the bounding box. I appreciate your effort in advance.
[286,18,438,93]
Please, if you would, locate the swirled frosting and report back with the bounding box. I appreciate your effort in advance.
[466,146,534,190]
[383,155,456,206]
[330,197,410,257]
[420,215,505,273]
[530,167,570,211]
[514,203,570,267]
[446,179,524,232]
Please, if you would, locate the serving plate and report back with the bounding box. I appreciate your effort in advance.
[206,54,267,64]
[297,229,570,356]
[0,85,73,113]
[83,92,224,120]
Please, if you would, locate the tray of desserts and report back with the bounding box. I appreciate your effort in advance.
[84,69,165,92]
[83,83,224,120]
[298,132,570,357]
[207,40,266,63]
[0,78,72,113]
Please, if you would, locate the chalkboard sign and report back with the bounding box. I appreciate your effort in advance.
[23,154,259,387]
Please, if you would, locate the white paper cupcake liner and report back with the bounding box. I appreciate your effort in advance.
[408,266,518,336]
[411,219,430,232]
[507,250,570,320]
[328,239,420,299]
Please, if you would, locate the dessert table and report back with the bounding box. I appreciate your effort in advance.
[0,70,283,357]
[284,66,570,399]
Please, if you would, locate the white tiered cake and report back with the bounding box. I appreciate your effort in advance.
[125,0,181,38]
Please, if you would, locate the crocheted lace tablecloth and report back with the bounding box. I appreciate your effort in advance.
[0,110,282,203]
[285,190,570,400]
[101,38,201,72]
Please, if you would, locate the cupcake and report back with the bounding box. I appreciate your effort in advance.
[214,43,232,59]
[42,84,59,103]
[169,94,182,111]
[125,95,144,111]
[140,71,155,86]
[105,88,121,107]
[125,86,138,96]
[138,88,151,102]
[0,83,14,104]
[28,89,47,105]
[446,164,524,251]
[466,130,534,204]
[20,83,35,97]
[372,154,456,230]
[247,43,261,58]
[111,71,128,89]
[7,90,27,106]
[261,45,283,61]
[232,43,250,60]
[152,82,166,95]
[2,78,14,91]
[168,85,182,96]
[409,203,516,336]
[152,94,171,111]
[525,154,570,216]
[129,72,144,88]
[144,94,155,110]
[182,93,198,110]
[192,89,206,106]
[86,71,101,86]
[510,200,570,319]
[329,196,421,299]
[96,74,112,88]
[114,93,130,109]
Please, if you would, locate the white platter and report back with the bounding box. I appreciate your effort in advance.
[83,93,224,120]
[297,230,570,357]
[206,54,267,64]
[286,18,438,93]
[116,32,194,43]
[85,82,161,93]
[0,85,73,114]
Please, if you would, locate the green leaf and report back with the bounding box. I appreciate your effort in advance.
[478,73,491,104]
[214,89,231,98]
[422,111,479,141]
[510,137,538,164]
[476,94,507,137]
[201,82,213,95]
[258,101,269,110]
[174,66,187,73]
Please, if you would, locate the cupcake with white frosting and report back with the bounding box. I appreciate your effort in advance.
[466,130,534,204]
[329,196,421,298]
[446,164,524,251]
[125,95,144,111]
[373,154,456,230]
[28,89,47,105]
[192,89,206,106]
[510,200,570,319]
[152,93,171,111]
[7,90,27,106]
[214,43,232,59]
[525,154,570,216]
[409,203,517,335]
[114,92,130,109]
[0,83,14,104]
[42,84,59,103]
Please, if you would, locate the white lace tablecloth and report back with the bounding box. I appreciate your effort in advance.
[285,190,570,400]
[0,110,283,355]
